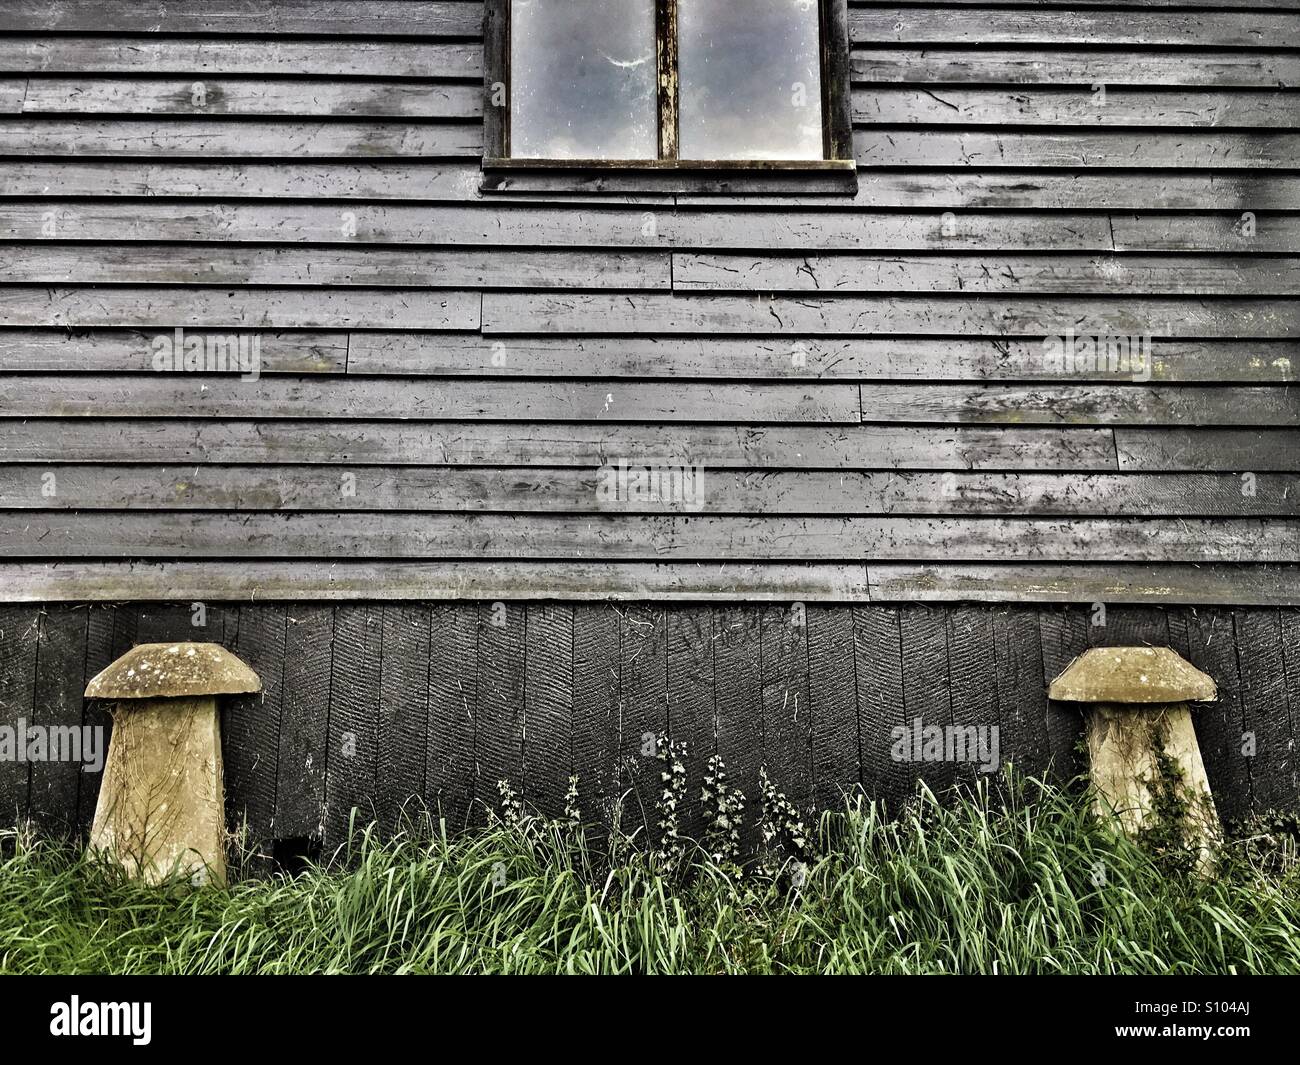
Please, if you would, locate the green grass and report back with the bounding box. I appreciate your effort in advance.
[1,775,1298,974]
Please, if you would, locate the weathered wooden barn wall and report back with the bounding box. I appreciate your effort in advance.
[0,1,1298,835]
[0,601,1296,850]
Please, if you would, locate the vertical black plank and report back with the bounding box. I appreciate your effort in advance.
[946,606,999,790]
[225,605,286,848]
[713,607,764,850]
[30,606,88,835]
[76,604,117,834]
[378,604,430,833]
[760,604,812,816]
[523,603,574,821]
[619,605,667,840]
[1275,610,1300,811]
[274,606,334,842]
[0,607,40,826]
[1038,607,1090,782]
[572,603,621,832]
[475,600,525,818]
[1090,605,1171,649]
[666,606,714,842]
[427,604,477,833]
[854,604,907,815]
[1171,608,1251,825]
[990,607,1052,781]
[136,602,202,645]
[324,604,381,853]
[899,606,957,797]
[1235,609,1294,814]
[808,605,859,812]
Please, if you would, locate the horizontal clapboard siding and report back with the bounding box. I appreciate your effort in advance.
[0,1,1296,603]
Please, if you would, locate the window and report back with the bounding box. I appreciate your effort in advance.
[483,0,853,178]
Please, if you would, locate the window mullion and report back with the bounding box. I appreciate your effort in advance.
[656,0,679,161]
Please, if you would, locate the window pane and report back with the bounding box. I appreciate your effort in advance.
[510,0,657,160]
[678,0,824,161]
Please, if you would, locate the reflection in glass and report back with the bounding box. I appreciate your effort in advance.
[510,0,657,160]
[679,0,824,161]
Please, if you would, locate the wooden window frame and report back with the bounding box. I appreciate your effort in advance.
[481,0,856,194]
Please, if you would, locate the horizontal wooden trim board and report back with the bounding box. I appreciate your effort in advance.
[16,78,484,119]
[0,1,486,36]
[0,245,673,289]
[0,286,481,328]
[4,332,1295,384]
[854,130,1300,168]
[6,204,1297,254]
[850,49,1300,88]
[3,513,1298,562]
[0,38,485,77]
[0,561,871,603]
[3,162,1297,210]
[5,467,1297,517]
[0,377,862,423]
[866,564,1300,606]
[480,293,1300,338]
[0,421,1120,470]
[1117,428,1300,470]
[0,119,484,157]
[853,89,1299,128]
[849,9,1300,47]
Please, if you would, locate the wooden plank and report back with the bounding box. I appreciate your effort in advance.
[474,600,525,811]
[675,254,1300,296]
[1274,610,1300,814]
[807,605,860,809]
[1118,429,1300,471]
[0,329,347,374]
[665,606,714,841]
[5,159,1295,210]
[0,377,858,424]
[522,603,572,821]
[898,607,958,795]
[854,604,908,812]
[0,607,39,823]
[760,605,813,816]
[324,604,380,851]
[713,608,764,850]
[10,202,1298,254]
[0,2,485,36]
[571,604,621,830]
[860,385,1300,427]
[425,603,475,831]
[483,293,1300,338]
[23,468,1298,518]
[850,9,1300,47]
[1234,610,1295,813]
[1169,608,1250,825]
[1088,605,1172,649]
[0,38,482,77]
[869,563,1300,606]
[0,119,482,157]
[0,420,1120,471]
[619,606,667,840]
[9,513,1298,563]
[274,606,333,842]
[855,130,1300,169]
[854,88,1298,128]
[0,245,670,290]
[0,287,480,329]
[30,606,89,834]
[0,80,23,114]
[945,607,1000,788]
[21,79,482,119]
[348,335,1300,382]
[224,605,285,846]
[850,48,1300,88]
[377,604,429,834]
[990,608,1052,780]
[1038,609,1090,781]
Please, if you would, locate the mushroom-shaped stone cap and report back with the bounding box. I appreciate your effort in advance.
[85,642,261,700]
[1049,646,1215,704]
